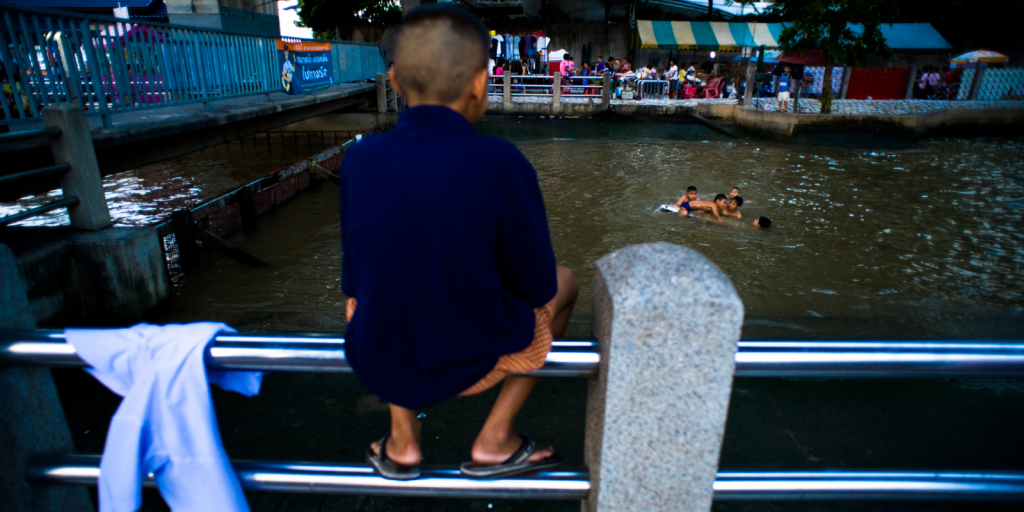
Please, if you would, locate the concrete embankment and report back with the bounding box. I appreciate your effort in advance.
[734,106,1024,146]
[489,99,1024,146]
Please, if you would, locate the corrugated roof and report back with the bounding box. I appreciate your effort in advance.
[0,0,158,9]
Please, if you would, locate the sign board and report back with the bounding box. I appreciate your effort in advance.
[277,38,334,95]
[113,6,129,19]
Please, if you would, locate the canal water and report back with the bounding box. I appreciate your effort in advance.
[47,118,1024,512]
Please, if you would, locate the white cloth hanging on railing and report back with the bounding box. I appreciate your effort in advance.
[65,323,263,512]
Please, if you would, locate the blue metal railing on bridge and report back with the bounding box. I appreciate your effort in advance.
[0,5,387,129]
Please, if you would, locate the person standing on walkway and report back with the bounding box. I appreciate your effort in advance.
[667,59,679,99]
[777,65,792,112]
[341,5,578,482]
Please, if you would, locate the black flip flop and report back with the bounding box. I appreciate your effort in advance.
[366,435,421,480]
[460,436,562,479]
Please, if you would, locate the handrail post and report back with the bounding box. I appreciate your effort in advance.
[584,243,741,512]
[601,74,610,108]
[552,72,561,113]
[502,72,511,109]
[375,73,387,114]
[42,104,112,231]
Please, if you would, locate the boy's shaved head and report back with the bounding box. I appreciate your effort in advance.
[394,5,489,104]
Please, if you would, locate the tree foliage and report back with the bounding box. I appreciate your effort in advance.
[296,0,402,38]
[768,0,899,113]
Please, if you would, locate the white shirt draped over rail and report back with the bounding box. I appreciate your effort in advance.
[66,323,263,512]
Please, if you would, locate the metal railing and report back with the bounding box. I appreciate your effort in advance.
[3,331,1023,378]
[636,79,669,100]
[0,5,387,128]
[24,455,1024,501]
[488,74,607,101]
[4,330,1023,502]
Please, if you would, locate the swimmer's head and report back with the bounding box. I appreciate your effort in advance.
[754,216,771,228]
[730,196,743,208]
[392,5,489,114]
[685,186,697,200]
[714,193,727,207]
[729,187,740,198]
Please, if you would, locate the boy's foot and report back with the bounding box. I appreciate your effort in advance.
[367,435,421,480]
[461,435,561,479]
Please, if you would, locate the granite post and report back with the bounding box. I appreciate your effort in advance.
[42,104,112,232]
[0,244,94,511]
[583,242,742,512]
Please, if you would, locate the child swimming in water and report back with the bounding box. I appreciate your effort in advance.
[753,216,771,227]
[674,186,699,212]
[679,194,723,222]
[722,196,743,219]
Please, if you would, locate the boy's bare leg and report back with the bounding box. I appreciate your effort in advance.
[370,404,422,466]
[471,266,578,464]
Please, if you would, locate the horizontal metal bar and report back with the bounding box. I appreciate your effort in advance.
[0,196,78,227]
[26,456,1024,501]
[2,332,1023,378]
[0,163,71,186]
[714,471,1024,501]
[734,340,1024,378]
[25,455,591,500]
[0,127,61,144]
[0,331,600,376]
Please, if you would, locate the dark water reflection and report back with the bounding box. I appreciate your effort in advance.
[0,140,332,227]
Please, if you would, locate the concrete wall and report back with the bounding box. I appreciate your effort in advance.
[1,244,94,512]
[734,106,1024,146]
[13,227,170,326]
[166,0,280,37]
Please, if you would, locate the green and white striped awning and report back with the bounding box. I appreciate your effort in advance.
[636,20,785,50]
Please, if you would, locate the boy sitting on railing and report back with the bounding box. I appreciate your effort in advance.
[339,5,578,481]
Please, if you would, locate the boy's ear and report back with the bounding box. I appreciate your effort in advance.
[468,67,489,100]
[388,68,403,97]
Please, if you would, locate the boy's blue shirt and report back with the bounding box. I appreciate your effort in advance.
[779,73,791,93]
[339,105,558,409]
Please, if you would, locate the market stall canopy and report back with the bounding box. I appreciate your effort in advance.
[951,50,1009,64]
[637,21,786,50]
[637,21,951,51]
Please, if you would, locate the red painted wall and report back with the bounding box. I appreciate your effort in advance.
[846,68,912,100]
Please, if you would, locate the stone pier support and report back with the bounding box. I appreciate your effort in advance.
[503,72,512,108]
[0,244,94,512]
[905,66,918,100]
[839,66,852,100]
[743,59,756,107]
[42,104,111,232]
[584,242,742,512]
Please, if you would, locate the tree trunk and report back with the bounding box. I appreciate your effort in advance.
[820,58,835,114]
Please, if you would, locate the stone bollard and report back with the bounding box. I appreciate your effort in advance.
[503,72,512,109]
[552,73,561,113]
[42,104,112,231]
[584,242,742,512]
[0,244,94,512]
